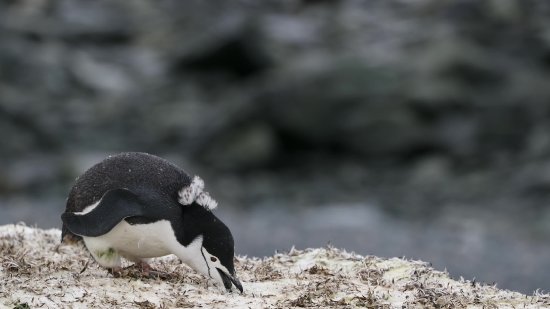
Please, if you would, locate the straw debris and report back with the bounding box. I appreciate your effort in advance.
[0,224,548,308]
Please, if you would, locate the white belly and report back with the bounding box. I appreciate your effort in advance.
[83,220,175,262]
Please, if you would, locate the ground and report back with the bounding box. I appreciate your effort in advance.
[0,224,548,309]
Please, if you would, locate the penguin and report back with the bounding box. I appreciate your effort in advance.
[61,152,243,293]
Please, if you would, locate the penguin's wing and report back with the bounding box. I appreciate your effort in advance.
[61,188,147,237]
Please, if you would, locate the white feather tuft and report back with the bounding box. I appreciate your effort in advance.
[178,175,218,210]
[178,176,203,205]
[195,192,218,210]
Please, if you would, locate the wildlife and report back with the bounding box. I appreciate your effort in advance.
[61,152,243,293]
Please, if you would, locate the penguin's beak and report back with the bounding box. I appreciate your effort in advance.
[217,268,243,293]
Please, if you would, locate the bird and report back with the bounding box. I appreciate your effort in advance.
[61,152,243,293]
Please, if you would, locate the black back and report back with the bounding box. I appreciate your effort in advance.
[61,152,191,242]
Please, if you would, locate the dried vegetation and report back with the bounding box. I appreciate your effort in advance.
[0,224,548,309]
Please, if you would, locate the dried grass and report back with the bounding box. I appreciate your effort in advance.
[0,224,548,309]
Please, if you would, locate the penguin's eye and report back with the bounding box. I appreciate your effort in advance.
[210,257,217,262]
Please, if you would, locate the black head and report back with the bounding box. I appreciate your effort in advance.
[178,203,243,293]
[203,225,243,293]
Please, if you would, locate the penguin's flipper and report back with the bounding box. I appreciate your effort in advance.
[61,188,146,237]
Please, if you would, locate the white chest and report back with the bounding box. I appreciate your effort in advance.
[83,220,175,261]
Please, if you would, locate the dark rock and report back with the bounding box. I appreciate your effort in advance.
[262,60,429,158]
[173,22,272,79]
[0,0,135,43]
[200,122,279,170]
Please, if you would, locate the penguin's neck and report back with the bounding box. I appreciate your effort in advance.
[174,203,219,247]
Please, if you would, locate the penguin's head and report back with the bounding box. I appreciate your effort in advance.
[178,176,243,293]
[201,231,243,293]
[185,216,243,293]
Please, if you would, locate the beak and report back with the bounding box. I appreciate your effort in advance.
[217,268,243,293]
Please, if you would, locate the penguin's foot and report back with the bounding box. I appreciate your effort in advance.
[108,266,123,278]
[124,261,175,280]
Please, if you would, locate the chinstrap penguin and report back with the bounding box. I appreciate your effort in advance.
[61,152,243,293]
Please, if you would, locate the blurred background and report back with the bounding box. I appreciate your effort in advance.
[1,0,550,294]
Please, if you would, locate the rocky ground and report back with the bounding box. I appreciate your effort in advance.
[2,225,549,309]
[2,0,550,294]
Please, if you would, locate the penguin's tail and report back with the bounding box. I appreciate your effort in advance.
[61,188,146,238]
[61,225,83,245]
